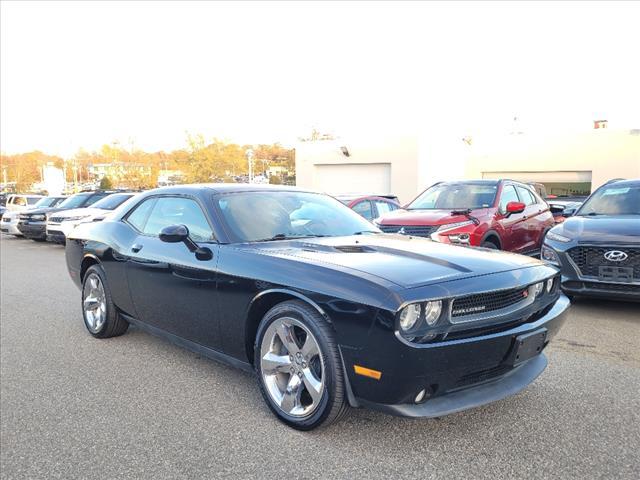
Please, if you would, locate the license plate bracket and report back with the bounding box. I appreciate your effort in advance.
[598,266,633,283]
[507,329,547,366]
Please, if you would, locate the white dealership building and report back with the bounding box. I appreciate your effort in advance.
[295,127,640,204]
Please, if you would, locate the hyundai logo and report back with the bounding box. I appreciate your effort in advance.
[604,250,628,262]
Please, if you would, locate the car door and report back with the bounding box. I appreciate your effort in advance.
[496,184,528,252]
[515,185,543,253]
[124,195,222,350]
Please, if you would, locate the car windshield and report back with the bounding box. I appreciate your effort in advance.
[408,183,498,210]
[58,193,92,209]
[33,197,57,208]
[577,184,640,216]
[215,191,380,242]
[92,193,134,210]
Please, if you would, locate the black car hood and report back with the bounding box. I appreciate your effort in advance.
[240,234,542,289]
[558,216,640,244]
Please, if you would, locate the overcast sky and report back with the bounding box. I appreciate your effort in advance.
[1,1,639,156]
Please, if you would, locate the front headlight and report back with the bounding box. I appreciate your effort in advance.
[435,220,474,233]
[546,278,555,293]
[546,231,572,243]
[62,215,89,222]
[399,304,421,331]
[397,300,444,341]
[532,282,544,297]
[541,244,560,265]
[31,214,46,221]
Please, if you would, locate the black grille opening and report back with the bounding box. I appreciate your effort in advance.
[378,225,437,237]
[451,287,529,318]
[453,365,512,389]
[568,246,640,280]
[583,282,640,294]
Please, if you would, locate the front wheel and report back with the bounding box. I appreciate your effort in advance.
[82,265,129,338]
[255,300,348,430]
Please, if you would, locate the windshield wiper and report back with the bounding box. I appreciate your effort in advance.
[451,209,480,225]
[353,230,381,235]
[253,234,328,242]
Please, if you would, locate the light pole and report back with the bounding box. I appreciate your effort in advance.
[246,148,254,184]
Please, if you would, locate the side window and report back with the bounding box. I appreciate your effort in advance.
[126,198,157,232]
[143,197,214,242]
[499,185,519,212]
[516,186,536,206]
[375,201,395,216]
[14,196,27,206]
[352,200,374,220]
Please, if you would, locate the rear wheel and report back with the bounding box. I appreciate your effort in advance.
[255,300,348,430]
[82,265,129,338]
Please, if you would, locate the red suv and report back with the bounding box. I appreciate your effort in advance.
[375,180,555,255]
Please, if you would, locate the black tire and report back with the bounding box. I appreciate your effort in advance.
[481,241,499,250]
[254,300,348,430]
[81,264,129,338]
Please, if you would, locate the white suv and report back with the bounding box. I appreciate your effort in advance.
[1,194,45,236]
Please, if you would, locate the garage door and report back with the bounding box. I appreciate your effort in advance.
[314,163,391,195]
[481,171,592,183]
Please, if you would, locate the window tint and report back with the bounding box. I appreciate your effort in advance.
[499,185,520,212]
[516,186,536,206]
[143,197,214,241]
[126,198,156,231]
[375,201,396,216]
[216,191,377,242]
[352,200,374,220]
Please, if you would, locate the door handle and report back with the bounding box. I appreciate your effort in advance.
[131,244,143,253]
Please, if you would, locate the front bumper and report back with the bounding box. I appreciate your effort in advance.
[1,220,21,235]
[342,294,570,416]
[17,221,47,240]
[543,241,640,301]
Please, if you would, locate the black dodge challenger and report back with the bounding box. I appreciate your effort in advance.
[65,184,569,430]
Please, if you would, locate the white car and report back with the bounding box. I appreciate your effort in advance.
[4,194,44,212]
[1,195,59,236]
[47,192,137,242]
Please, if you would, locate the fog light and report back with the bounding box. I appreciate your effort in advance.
[415,389,426,403]
[449,233,470,245]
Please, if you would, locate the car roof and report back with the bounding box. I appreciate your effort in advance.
[141,183,314,195]
[601,178,639,187]
[438,179,499,185]
[334,194,399,201]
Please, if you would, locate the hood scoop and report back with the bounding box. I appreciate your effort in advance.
[333,245,375,253]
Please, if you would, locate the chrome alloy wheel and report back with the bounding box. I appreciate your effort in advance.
[260,317,325,417]
[83,273,107,333]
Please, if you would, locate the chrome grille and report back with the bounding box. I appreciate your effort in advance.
[378,225,437,237]
[568,246,640,280]
[451,287,529,318]
[48,216,64,223]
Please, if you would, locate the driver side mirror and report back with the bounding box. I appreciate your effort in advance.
[505,201,526,216]
[159,224,213,261]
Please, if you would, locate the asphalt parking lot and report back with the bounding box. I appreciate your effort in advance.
[1,237,639,479]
